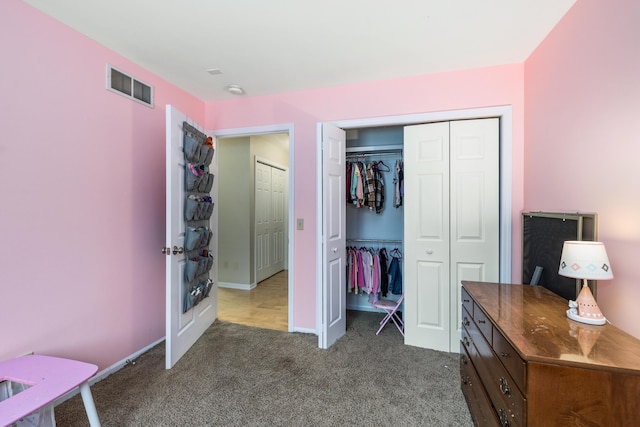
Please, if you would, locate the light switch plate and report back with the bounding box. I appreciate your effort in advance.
[296,218,304,230]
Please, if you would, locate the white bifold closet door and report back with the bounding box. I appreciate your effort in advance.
[404,118,499,353]
[255,160,286,283]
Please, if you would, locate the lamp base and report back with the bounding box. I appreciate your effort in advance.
[566,309,607,325]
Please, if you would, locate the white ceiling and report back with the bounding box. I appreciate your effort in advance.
[22,0,576,102]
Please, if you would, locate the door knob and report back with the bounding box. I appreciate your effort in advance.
[173,246,184,255]
[161,247,170,255]
[332,247,338,253]
[426,249,434,255]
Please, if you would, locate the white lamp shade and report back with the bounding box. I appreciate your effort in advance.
[558,241,614,280]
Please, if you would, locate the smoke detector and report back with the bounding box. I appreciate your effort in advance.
[225,85,245,95]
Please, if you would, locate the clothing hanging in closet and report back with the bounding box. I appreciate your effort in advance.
[346,246,402,304]
[393,160,404,208]
[346,160,389,213]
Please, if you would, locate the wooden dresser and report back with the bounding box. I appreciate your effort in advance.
[460,281,640,427]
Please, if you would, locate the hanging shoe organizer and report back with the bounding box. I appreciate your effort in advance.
[182,122,215,313]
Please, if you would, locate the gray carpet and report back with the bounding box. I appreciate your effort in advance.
[55,311,473,426]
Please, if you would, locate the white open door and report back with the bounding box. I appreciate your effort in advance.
[165,105,217,369]
[319,123,346,349]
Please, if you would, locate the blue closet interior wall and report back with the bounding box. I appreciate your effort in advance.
[346,126,404,312]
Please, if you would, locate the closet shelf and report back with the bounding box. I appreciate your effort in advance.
[347,238,403,244]
[346,145,402,154]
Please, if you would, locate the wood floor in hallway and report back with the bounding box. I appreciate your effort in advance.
[217,270,288,331]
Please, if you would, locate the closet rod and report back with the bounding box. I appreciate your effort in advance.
[346,145,402,154]
[347,238,403,244]
[346,152,402,159]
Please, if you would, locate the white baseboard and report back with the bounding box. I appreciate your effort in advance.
[53,337,165,407]
[218,281,256,290]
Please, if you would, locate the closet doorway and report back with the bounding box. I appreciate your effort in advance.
[216,128,293,332]
[317,106,513,351]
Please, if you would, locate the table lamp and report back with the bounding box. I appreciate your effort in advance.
[558,241,613,325]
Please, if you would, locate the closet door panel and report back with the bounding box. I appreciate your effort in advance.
[272,167,286,271]
[320,123,347,349]
[404,121,451,351]
[415,261,446,327]
[418,174,445,239]
[449,118,500,352]
[255,162,272,282]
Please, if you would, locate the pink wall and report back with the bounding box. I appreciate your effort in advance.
[0,0,203,369]
[525,0,640,337]
[205,65,526,330]
[2,0,527,368]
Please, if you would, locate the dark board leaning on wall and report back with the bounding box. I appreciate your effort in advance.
[522,212,597,301]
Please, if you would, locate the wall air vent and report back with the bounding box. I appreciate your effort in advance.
[106,64,154,108]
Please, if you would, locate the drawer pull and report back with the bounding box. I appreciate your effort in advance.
[498,408,511,427]
[461,354,468,365]
[499,377,511,397]
[501,352,510,358]
[463,317,470,326]
[463,298,470,303]
[463,337,471,347]
[478,319,486,324]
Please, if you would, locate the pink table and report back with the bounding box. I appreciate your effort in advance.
[0,355,100,427]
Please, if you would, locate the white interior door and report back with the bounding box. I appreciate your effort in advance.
[271,166,286,274]
[165,105,217,369]
[404,119,499,352]
[255,161,272,283]
[319,123,346,349]
[256,161,286,283]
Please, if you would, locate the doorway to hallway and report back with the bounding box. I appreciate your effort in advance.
[218,270,288,331]
[216,129,292,331]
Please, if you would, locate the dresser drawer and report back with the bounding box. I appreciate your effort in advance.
[467,317,524,427]
[482,352,526,427]
[460,343,500,427]
[473,302,493,344]
[461,306,473,336]
[492,328,526,394]
[461,321,477,363]
[461,287,474,319]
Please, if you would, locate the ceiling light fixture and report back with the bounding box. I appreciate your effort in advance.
[206,68,223,75]
[225,85,245,95]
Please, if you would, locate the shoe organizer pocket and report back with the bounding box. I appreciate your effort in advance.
[201,228,213,247]
[183,279,213,313]
[183,135,201,163]
[204,174,215,193]
[203,147,215,166]
[203,202,214,220]
[185,227,203,251]
[185,198,198,221]
[203,278,214,298]
[200,254,213,273]
[185,169,203,192]
[197,146,210,164]
[185,258,199,282]
[197,173,209,192]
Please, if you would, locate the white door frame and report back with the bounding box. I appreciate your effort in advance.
[213,124,295,332]
[316,106,512,345]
